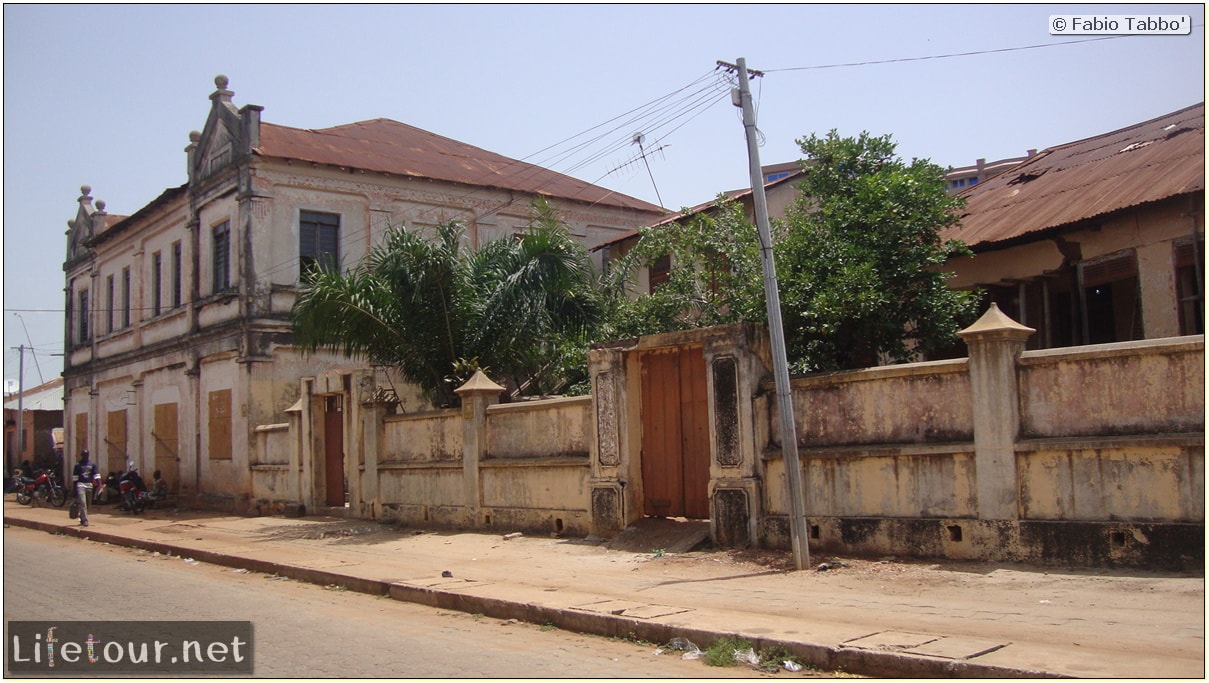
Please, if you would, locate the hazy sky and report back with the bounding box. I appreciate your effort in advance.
[3,3,1204,389]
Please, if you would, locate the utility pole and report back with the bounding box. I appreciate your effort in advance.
[725,57,811,570]
[15,345,26,471]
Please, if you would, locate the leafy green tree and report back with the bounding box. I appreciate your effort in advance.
[291,198,603,407]
[605,198,769,339]
[609,130,977,374]
[777,130,979,372]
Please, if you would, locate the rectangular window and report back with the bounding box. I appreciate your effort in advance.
[208,389,232,460]
[106,275,115,334]
[299,211,340,280]
[649,254,671,293]
[1080,253,1142,345]
[152,251,163,317]
[1176,239,1204,335]
[171,241,183,308]
[121,267,131,328]
[213,221,231,293]
[77,289,89,344]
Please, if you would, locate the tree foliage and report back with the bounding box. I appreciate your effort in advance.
[291,198,603,407]
[611,129,978,374]
[605,199,769,339]
[776,130,980,372]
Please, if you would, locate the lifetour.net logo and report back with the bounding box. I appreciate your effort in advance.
[7,621,253,675]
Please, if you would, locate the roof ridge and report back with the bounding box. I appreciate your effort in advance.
[255,118,663,213]
[267,118,503,154]
[1044,101,1204,153]
[956,102,1204,195]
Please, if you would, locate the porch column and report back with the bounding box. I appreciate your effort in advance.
[958,303,1034,520]
[454,371,504,526]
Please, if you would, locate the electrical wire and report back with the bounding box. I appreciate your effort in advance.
[764,32,1198,73]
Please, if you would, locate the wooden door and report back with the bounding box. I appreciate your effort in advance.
[153,402,180,493]
[640,346,710,519]
[324,395,345,507]
[106,410,127,474]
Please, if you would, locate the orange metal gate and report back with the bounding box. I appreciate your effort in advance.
[639,346,710,519]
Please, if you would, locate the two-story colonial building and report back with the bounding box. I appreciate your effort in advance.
[63,75,664,512]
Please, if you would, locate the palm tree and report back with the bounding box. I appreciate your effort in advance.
[291,199,604,407]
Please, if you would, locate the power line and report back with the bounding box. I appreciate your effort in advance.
[763,33,1195,73]
[14,314,44,384]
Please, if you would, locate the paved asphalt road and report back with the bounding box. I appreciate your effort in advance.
[3,526,806,678]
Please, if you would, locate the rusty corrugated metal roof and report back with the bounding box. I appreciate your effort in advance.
[256,119,664,214]
[88,183,188,247]
[944,103,1205,250]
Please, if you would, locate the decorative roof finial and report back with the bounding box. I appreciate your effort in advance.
[95,200,106,212]
[80,185,91,197]
[211,75,234,105]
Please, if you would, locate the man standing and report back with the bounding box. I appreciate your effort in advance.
[72,449,100,527]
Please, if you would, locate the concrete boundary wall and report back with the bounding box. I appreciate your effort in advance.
[751,308,1204,569]
[248,371,593,536]
[247,310,1202,568]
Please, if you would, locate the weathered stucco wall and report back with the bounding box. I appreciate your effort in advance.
[754,325,1204,569]
[783,360,973,447]
[486,397,590,459]
[359,386,592,534]
[384,411,462,462]
[801,449,977,518]
[1019,338,1205,438]
[1018,440,1204,522]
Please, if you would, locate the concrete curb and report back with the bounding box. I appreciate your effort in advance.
[6,515,1066,679]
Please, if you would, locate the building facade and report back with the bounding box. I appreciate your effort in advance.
[4,378,64,476]
[943,103,1205,351]
[62,75,664,511]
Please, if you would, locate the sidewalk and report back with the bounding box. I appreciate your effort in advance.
[4,500,1203,678]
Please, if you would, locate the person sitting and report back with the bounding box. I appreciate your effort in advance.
[123,463,146,494]
[97,471,123,504]
[146,470,170,508]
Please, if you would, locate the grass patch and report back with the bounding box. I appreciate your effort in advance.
[612,631,653,646]
[703,636,752,667]
[757,644,804,672]
[539,622,557,632]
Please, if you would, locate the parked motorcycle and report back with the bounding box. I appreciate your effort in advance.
[118,468,147,514]
[12,469,67,507]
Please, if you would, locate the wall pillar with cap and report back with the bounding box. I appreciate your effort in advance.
[958,303,1035,521]
[454,370,504,526]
